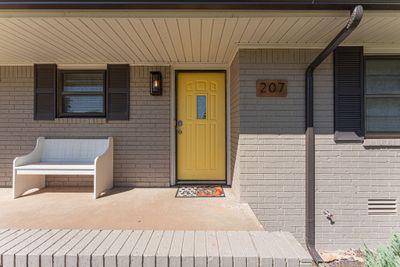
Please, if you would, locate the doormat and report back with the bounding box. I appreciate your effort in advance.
[176,186,225,198]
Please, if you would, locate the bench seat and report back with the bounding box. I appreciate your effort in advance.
[15,162,95,175]
[13,137,113,199]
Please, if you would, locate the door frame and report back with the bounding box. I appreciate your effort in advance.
[170,67,231,186]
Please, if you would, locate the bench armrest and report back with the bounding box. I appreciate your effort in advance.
[13,137,45,168]
[93,137,114,198]
[94,137,114,161]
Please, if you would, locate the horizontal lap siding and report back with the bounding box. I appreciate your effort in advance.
[0,66,170,187]
[236,48,400,250]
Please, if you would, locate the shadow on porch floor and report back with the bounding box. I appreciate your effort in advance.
[0,187,264,231]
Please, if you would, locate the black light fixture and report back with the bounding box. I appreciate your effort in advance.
[150,71,162,96]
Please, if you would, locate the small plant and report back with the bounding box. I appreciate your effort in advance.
[363,234,400,267]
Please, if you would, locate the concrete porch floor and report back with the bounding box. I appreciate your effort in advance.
[0,187,264,231]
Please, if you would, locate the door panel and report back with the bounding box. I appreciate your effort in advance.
[177,72,226,181]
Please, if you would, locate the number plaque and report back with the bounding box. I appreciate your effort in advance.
[256,80,288,97]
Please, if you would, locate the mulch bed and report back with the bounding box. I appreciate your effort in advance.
[319,249,365,267]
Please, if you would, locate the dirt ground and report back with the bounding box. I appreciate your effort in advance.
[319,249,365,267]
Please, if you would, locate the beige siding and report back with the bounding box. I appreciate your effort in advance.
[0,66,170,187]
[235,48,400,250]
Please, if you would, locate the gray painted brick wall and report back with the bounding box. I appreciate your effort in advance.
[233,48,400,250]
[0,65,170,188]
[1,50,399,251]
[230,53,241,198]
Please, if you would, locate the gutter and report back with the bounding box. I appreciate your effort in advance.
[305,5,363,265]
[0,1,399,9]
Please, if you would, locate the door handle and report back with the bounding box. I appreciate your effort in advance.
[176,120,183,135]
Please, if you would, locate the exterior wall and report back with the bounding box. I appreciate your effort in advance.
[236,49,313,244]
[315,139,400,250]
[230,53,241,198]
[0,65,170,188]
[234,48,400,250]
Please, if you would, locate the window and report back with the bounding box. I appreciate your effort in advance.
[197,95,206,119]
[365,58,400,135]
[58,70,106,117]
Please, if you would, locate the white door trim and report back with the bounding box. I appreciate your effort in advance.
[170,65,231,186]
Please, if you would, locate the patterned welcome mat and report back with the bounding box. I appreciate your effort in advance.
[176,186,225,198]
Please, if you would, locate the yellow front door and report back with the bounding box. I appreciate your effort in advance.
[177,72,226,181]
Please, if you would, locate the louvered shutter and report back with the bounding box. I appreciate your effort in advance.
[334,46,364,142]
[34,64,56,120]
[107,64,130,120]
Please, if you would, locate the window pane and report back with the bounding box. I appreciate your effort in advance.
[63,72,104,92]
[366,97,400,132]
[63,95,104,114]
[197,95,206,119]
[366,60,400,94]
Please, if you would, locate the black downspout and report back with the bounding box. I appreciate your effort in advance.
[305,5,363,265]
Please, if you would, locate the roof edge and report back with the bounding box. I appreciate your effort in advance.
[1,1,400,10]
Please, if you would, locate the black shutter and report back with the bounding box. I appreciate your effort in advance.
[334,46,364,142]
[107,64,130,120]
[34,64,56,120]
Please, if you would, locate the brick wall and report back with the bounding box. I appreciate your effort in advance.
[230,53,241,198]
[0,65,170,188]
[234,48,400,250]
[237,49,312,244]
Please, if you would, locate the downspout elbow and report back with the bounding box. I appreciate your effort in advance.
[306,67,314,76]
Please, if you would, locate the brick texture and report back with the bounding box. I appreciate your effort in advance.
[0,66,170,188]
[230,53,241,198]
[1,50,400,251]
[233,48,400,250]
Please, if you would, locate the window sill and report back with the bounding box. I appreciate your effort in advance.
[363,138,400,148]
[54,118,107,124]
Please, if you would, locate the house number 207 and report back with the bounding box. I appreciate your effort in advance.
[256,80,288,97]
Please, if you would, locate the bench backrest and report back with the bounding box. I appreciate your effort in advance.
[41,139,109,163]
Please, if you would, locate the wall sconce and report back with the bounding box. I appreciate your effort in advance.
[150,71,162,96]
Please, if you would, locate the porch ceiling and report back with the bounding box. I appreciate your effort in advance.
[0,10,399,65]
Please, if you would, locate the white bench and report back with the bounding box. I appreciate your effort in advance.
[13,137,113,199]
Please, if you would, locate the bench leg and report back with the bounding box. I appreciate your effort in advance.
[94,173,113,199]
[13,174,45,199]
[94,165,113,199]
